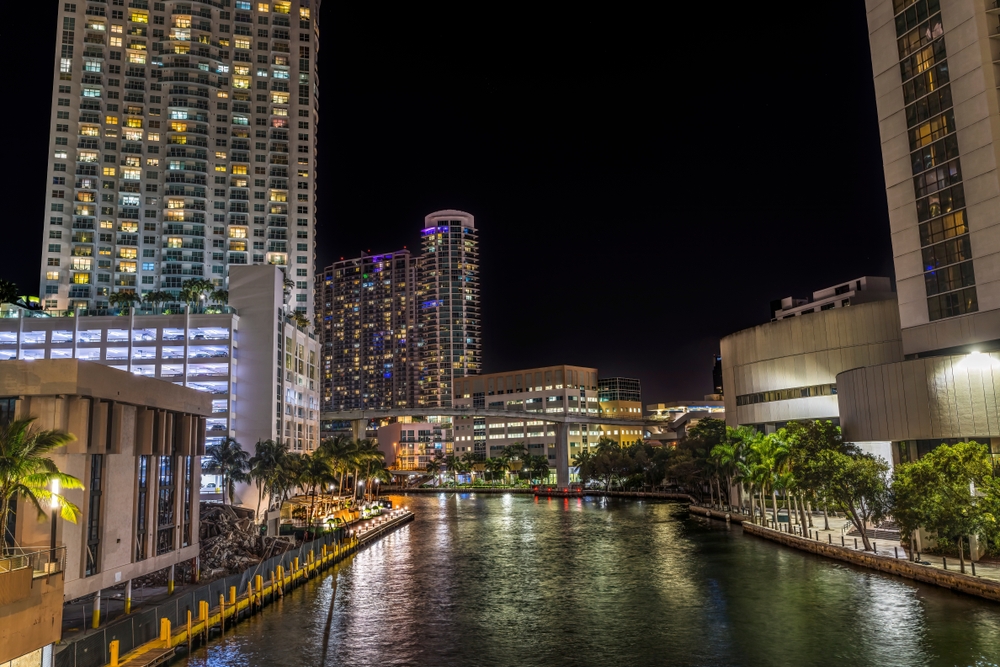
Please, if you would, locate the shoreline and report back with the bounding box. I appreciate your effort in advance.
[388,488,698,501]
[55,511,415,667]
[690,504,1000,604]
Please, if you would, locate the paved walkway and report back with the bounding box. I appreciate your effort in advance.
[708,506,1000,583]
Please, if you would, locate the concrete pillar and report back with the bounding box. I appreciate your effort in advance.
[124,579,132,615]
[351,419,365,442]
[555,422,570,488]
[168,564,175,595]
[92,589,101,629]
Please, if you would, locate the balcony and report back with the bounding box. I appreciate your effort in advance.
[0,547,66,581]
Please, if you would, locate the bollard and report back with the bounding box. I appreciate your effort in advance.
[229,586,236,605]
[220,594,226,633]
[110,640,120,667]
[854,538,858,549]
[943,557,948,570]
[159,617,171,643]
[828,534,832,544]
[972,561,977,577]
[873,542,877,553]
[92,589,102,629]
[187,610,192,652]
[894,547,899,559]
[247,582,253,613]
[841,535,845,547]
[200,600,210,644]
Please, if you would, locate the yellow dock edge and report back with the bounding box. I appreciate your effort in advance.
[109,511,414,667]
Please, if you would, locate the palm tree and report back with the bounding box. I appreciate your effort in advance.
[426,454,444,486]
[351,439,382,500]
[443,454,461,487]
[209,289,229,306]
[248,439,289,519]
[270,451,303,509]
[297,452,336,537]
[460,451,478,483]
[573,450,595,487]
[0,280,19,305]
[0,419,84,550]
[108,291,140,315]
[204,437,250,505]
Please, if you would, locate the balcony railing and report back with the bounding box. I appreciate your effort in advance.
[0,546,67,578]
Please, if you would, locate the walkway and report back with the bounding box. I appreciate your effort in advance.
[696,505,1000,582]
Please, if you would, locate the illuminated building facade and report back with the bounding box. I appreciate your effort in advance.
[40,0,320,316]
[318,251,417,411]
[417,210,480,408]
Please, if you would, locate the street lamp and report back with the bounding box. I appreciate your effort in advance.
[50,479,60,565]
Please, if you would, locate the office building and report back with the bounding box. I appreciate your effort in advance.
[41,0,320,316]
[417,210,480,408]
[1,266,320,464]
[645,400,726,446]
[452,365,604,466]
[770,277,894,320]
[830,1,1000,471]
[720,281,903,444]
[1,360,210,621]
[316,250,417,412]
[597,377,643,444]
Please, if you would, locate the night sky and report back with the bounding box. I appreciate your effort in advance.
[3,2,893,404]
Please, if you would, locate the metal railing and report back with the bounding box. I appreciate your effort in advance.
[1,546,67,578]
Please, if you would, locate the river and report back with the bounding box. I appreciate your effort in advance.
[179,493,1000,667]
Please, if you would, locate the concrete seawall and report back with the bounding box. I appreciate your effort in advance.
[728,517,1000,604]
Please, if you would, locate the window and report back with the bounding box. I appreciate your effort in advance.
[85,454,104,577]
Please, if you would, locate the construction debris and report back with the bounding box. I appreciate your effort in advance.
[199,502,294,576]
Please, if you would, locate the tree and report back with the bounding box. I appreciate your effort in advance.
[0,419,84,550]
[0,280,19,305]
[893,441,1000,572]
[297,452,336,536]
[443,454,461,487]
[209,289,229,306]
[814,448,892,552]
[108,291,140,315]
[248,439,289,519]
[426,454,444,486]
[204,437,250,505]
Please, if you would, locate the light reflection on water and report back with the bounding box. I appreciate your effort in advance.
[180,495,1000,667]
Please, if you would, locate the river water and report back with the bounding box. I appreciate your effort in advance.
[179,494,1000,667]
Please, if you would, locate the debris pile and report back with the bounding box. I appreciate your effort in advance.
[199,502,294,576]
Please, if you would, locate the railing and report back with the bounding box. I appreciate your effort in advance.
[1,546,66,578]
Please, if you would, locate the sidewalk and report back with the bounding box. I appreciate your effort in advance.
[706,505,1000,583]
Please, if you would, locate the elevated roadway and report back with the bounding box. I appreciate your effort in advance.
[322,407,650,488]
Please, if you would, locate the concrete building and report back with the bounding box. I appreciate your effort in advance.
[0,266,320,471]
[770,276,894,320]
[316,251,417,412]
[829,0,1000,470]
[417,211,480,408]
[720,287,904,438]
[645,400,726,446]
[452,365,602,466]
[1,360,210,628]
[376,419,452,471]
[41,0,320,316]
[597,377,644,445]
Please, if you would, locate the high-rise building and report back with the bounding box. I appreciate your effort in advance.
[41,0,320,316]
[317,251,417,411]
[417,210,480,408]
[866,0,1000,353]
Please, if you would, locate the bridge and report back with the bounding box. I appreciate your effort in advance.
[321,407,650,488]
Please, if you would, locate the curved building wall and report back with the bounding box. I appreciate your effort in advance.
[721,299,903,428]
[838,354,1000,443]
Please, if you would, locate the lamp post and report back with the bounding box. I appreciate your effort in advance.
[50,479,60,566]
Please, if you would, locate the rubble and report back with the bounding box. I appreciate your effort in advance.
[199,502,295,576]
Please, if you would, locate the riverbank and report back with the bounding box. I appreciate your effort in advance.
[690,504,1000,604]
[55,510,415,667]
[392,488,698,501]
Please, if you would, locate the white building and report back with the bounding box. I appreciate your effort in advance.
[0,266,320,475]
[770,276,894,320]
[41,0,320,316]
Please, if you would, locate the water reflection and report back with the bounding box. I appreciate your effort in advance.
[181,496,1000,667]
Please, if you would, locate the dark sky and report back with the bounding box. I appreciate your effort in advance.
[4,2,892,404]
